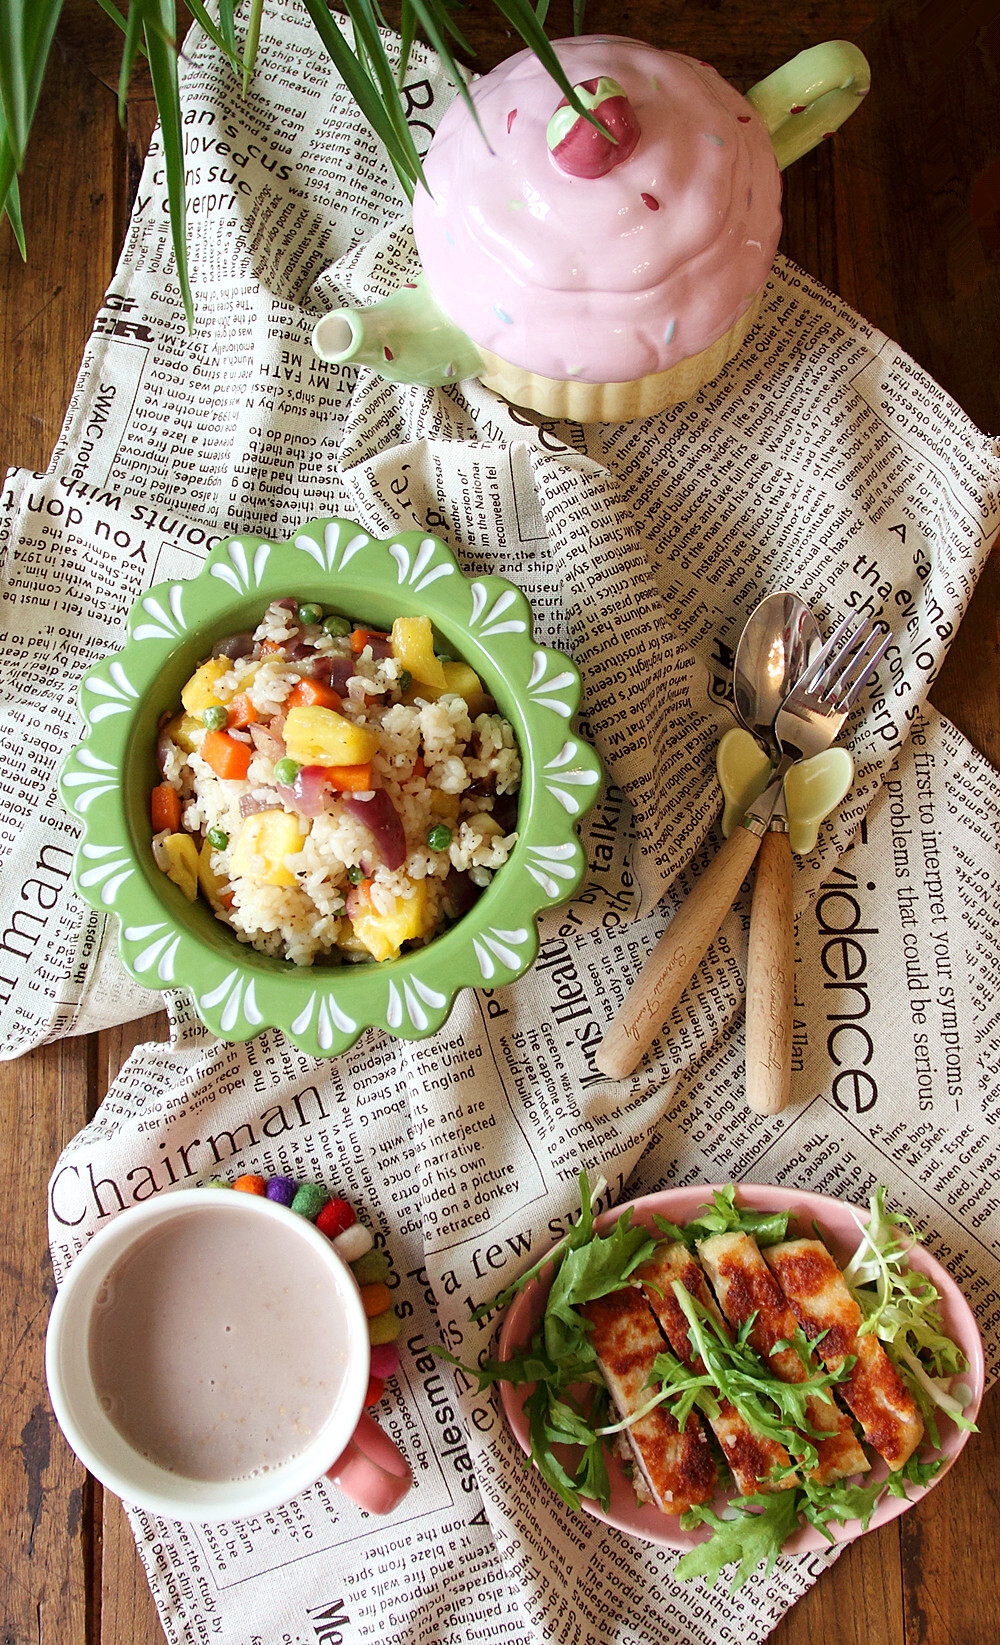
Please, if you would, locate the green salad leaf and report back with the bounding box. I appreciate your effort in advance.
[676,1490,801,1592]
[654,1186,791,1249]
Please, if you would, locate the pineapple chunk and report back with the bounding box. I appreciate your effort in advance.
[391,616,446,690]
[429,789,461,825]
[165,712,203,754]
[441,661,490,717]
[465,812,505,840]
[181,658,232,714]
[198,837,231,912]
[158,833,199,902]
[349,879,430,963]
[283,705,379,768]
[401,659,490,717]
[230,810,308,887]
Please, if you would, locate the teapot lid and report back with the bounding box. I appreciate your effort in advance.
[412,36,782,385]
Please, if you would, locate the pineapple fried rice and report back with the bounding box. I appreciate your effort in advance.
[150,599,521,965]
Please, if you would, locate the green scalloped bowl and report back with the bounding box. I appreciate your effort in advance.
[58,520,602,1057]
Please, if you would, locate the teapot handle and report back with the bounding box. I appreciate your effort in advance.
[746,41,870,170]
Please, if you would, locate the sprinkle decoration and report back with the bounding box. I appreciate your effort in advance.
[664,318,676,344]
[209,1175,400,1407]
[640,192,660,211]
[790,104,807,114]
[506,108,517,133]
[383,346,394,362]
[494,304,514,325]
[737,114,752,123]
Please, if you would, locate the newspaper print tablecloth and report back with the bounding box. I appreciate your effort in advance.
[1,4,999,1641]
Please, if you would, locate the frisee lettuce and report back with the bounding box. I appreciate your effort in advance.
[842,1187,977,1435]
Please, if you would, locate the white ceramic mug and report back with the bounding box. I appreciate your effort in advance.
[46,1188,412,1521]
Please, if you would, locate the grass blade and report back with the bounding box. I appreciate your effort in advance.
[143,0,193,328]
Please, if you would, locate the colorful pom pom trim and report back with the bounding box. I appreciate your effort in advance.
[206,1174,399,1407]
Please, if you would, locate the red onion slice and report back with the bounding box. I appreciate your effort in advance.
[340,789,407,871]
[291,765,334,817]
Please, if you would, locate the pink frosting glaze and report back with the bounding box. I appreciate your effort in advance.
[411,37,783,384]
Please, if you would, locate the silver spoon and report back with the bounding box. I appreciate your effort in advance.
[733,591,820,1115]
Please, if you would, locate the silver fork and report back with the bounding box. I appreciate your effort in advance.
[595,607,892,1081]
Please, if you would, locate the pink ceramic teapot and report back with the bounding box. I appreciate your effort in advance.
[312,36,870,422]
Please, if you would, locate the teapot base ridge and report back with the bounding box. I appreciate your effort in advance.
[478,291,765,423]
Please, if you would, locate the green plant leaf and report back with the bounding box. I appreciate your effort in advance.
[143,0,193,329]
[398,0,485,150]
[342,0,427,174]
[486,0,606,131]
[117,0,148,124]
[2,160,24,257]
[396,0,418,87]
[185,0,243,75]
[217,0,237,57]
[241,0,264,95]
[299,0,425,197]
[0,0,64,173]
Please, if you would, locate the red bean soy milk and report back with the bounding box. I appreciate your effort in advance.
[89,1205,350,1481]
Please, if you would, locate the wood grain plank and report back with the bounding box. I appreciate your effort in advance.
[95,1014,170,1645]
[770,1523,905,1645]
[0,1037,97,1645]
[901,1388,1000,1645]
[0,26,121,1645]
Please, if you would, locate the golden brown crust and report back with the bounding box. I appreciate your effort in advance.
[763,1238,924,1470]
[635,1241,796,1496]
[580,1287,717,1514]
[698,1230,869,1485]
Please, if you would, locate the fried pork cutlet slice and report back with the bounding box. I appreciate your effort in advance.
[635,1241,797,1496]
[764,1237,924,1471]
[579,1286,717,1515]
[697,1231,869,1485]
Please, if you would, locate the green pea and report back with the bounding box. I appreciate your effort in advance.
[398,669,412,693]
[426,823,453,852]
[207,827,229,850]
[322,613,352,638]
[274,757,301,787]
[297,603,323,626]
[346,864,365,885]
[202,705,228,731]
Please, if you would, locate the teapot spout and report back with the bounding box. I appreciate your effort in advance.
[311,279,483,388]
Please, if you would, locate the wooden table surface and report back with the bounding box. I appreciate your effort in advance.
[2,2,998,1642]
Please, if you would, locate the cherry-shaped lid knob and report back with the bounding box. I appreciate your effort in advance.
[546,76,641,178]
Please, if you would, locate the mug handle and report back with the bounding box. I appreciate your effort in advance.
[327,1411,413,1514]
[746,41,871,170]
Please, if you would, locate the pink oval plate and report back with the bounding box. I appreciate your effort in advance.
[497,1183,984,1553]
